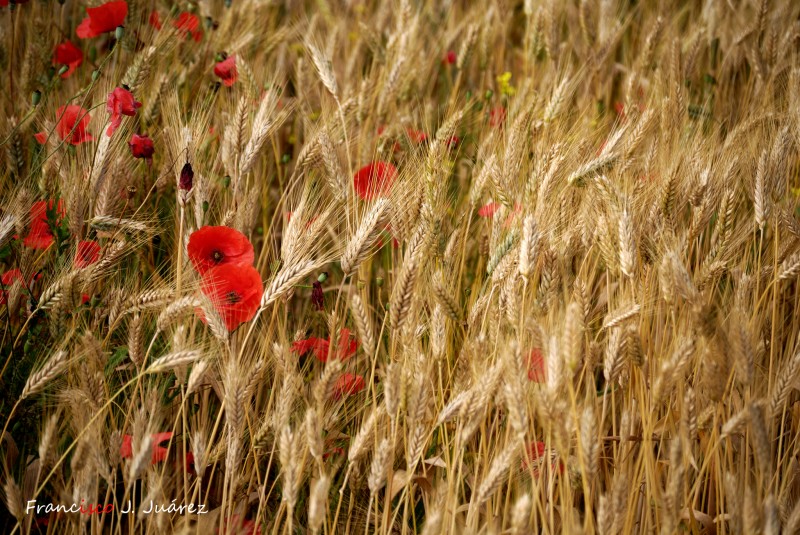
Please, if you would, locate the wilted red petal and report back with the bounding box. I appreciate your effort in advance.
[187,226,255,275]
[76,0,128,39]
[353,161,398,200]
[34,132,47,145]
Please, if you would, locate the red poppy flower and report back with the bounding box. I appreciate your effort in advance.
[34,132,47,145]
[106,87,141,137]
[291,328,358,363]
[322,446,345,461]
[522,441,564,476]
[120,432,174,464]
[406,128,427,144]
[478,202,501,218]
[332,373,366,400]
[174,12,203,42]
[200,264,263,332]
[0,269,23,305]
[187,226,255,275]
[214,55,237,87]
[53,41,83,78]
[353,161,398,200]
[526,348,545,383]
[218,515,262,535]
[129,133,155,162]
[149,11,161,30]
[23,199,65,249]
[489,106,506,128]
[76,0,128,39]
[446,135,460,149]
[444,50,457,64]
[81,293,91,305]
[75,240,101,268]
[54,105,93,145]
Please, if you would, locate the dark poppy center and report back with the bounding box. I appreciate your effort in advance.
[212,250,224,262]
[226,291,241,304]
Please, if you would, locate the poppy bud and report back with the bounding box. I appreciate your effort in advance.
[311,281,324,311]
[180,162,194,191]
[484,90,493,100]
[223,175,231,188]
[317,272,328,283]
[357,280,365,289]
[225,0,232,6]
[202,200,209,213]
[281,154,290,164]
[92,70,100,81]
[375,277,384,287]
[205,17,213,29]
[31,90,41,106]
[115,26,125,40]
[57,65,69,76]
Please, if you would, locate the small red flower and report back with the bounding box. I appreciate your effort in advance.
[23,199,65,250]
[75,240,101,268]
[353,161,398,200]
[76,0,128,39]
[200,264,263,332]
[187,226,255,275]
[291,328,358,363]
[332,373,366,400]
[0,269,23,305]
[446,135,460,149]
[444,50,457,64]
[406,128,427,144]
[148,11,161,30]
[489,106,506,128]
[217,515,262,535]
[526,348,545,383]
[120,432,174,464]
[53,41,83,78]
[106,87,141,137]
[55,105,93,145]
[129,133,155,162]
[522,440,564,476]
[174,12,203,42]
[214,55,238,87]
[477,202,501,218]
[34,132,47,145]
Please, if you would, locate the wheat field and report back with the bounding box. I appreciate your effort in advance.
[2,0,800,533]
